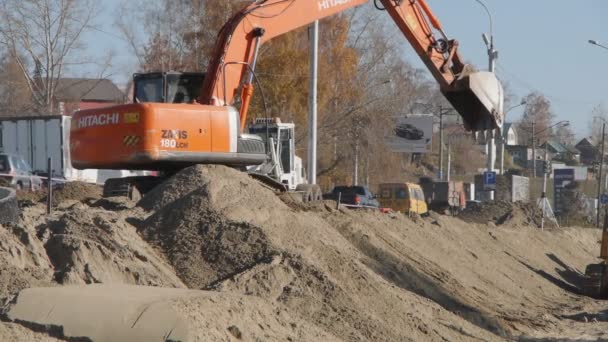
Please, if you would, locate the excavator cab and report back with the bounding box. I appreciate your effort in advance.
[133,72,205,104]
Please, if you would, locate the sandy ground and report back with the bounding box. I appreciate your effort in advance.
[0,165,606,341]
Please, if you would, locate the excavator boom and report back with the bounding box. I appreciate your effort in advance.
[201,0,504,131]
[70,0,504,172]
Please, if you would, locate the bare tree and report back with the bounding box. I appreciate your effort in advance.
[517,92,555,146]
[554,123,575,146]
[0,0,102,114]
[589,104,608,143]
[0,53,31,116]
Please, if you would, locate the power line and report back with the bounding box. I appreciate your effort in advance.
[496,63,597,106]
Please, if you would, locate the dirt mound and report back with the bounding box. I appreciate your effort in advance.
[138,166,500,341]
[142,187,276,288]
[138,164,279,212]
[51,182,102,204]
[1,164,606,341]
[42,207,184,287]
[459,200,557,228]
[0,202,184,302]
[16,182,102,206]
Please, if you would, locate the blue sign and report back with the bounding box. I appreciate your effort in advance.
[554,168,575,214]
[601,193,608,205]
[483,171,497,190]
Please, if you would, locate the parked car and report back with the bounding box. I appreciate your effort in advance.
[34,171,67,190]
[395,123,424,140]
[419,178,466,214]
[377,182,428,215]
[0,153,42,191]
[324,186,380,208]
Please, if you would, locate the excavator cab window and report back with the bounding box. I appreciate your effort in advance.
[166,73,205,104]
[134,73,164,103]
[279,128,292,173]
[133,72,205,104]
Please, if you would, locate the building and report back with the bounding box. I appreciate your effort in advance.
[54,78,125,115]
[505,145,532,168]
[502,123,518,146]
[539,140,580,163]
[575,138,599,165]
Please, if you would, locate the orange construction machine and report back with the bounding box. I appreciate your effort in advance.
[584,214,608,298]
[71,0,504,193]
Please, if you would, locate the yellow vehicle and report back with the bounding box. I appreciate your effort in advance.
[377,183,428,216]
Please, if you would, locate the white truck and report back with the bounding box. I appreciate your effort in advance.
[247,118,321,201]
[0,115,145,184]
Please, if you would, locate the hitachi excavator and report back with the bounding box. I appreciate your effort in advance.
[584,215,608,298]
[70,0,504,197]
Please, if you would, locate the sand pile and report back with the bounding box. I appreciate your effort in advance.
[137,165,500,341]
[459,200,558,228]
[16,181,102,206]
[42,206,183,286]
[1,164,607,341]
[51,181,102,204]
[0,200,183,300]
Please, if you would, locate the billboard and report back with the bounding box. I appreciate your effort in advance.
[553,168,575,214]
[385,114,433,153]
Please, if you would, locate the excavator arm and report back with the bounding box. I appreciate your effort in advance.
[200,0,504,132]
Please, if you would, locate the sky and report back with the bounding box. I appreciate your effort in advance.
[85,0,608,139]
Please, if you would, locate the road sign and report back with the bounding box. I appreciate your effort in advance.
[601,193,608,205]
[554,168,575,214]
[483,171,496,190]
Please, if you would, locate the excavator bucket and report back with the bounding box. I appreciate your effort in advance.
[443,70,504,132]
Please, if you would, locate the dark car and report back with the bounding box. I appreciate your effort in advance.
[324,186,380,208]
[395,123,424,140]
[0,153,42,191]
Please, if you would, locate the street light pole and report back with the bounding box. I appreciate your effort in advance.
[476,0,498,176]
[589,39,608,51]
[308,21,319,184]
[597,122,606,227]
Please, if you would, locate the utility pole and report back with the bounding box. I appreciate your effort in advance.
[354,140,359,185]
[499,133,505,174]
[307,20,319,184]
[597,122,606,228]
[541,145,548,231]
[447,139,452,182]
[532,121,536,178]
[439,108,444,180]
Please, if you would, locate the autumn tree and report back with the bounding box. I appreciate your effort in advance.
[0,0,105,114]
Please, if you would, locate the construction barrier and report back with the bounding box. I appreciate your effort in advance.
[0,187,20,224]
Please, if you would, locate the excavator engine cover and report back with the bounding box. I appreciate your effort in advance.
[70,103,266,170]
[443,71,504,132]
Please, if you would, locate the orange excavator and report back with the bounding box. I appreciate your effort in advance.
[70,0,504,194]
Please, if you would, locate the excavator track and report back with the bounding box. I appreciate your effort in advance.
[583,263,606,298]
[103,176,163,201]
